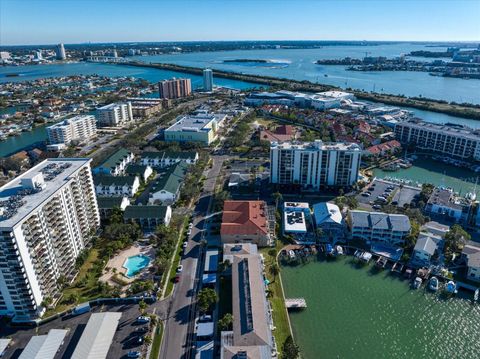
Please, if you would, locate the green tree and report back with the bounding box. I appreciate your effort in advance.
[282,335,300,359]
[138,300,147,314]
[218,313,233,331]
[269,263,280,282]
[197,288,217,313]
[445,224,471,255]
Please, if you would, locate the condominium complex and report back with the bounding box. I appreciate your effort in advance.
[0,159,100,320]
[158,78,192,99]
[127,97,169,118]
[203,69,213,91]
[270,140,361,189]
[96,102,133,126]
[46,115,97,147]
[56,43,66,60]
[348,210,411,246]
[394,119,480,161]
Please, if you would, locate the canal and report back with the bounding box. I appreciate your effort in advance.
[281,257,480,359]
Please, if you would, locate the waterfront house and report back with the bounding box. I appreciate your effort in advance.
[94,175,140,197]
[148,162,188,205]
[425,188,471,224]
[92,148,135,176]
[221,200,271,247]
[124,205,172,230]
[348,210,411,246]
[313,202,345,243]
[412,233,440,265]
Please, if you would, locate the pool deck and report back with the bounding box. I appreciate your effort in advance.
[100,244,155,286]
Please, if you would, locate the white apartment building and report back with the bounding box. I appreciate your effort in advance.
[270,140,361,189]
[46,115,97,146]
[96,102,133,126]
[0,159,100,321]
[395,119,480,161]
[348,210,411,247]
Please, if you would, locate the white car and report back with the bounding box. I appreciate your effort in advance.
[136,316,150,324]
[186,229,192,236]
[176,265,183,273]
[189,223,194,229]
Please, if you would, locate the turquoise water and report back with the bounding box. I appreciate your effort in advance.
[281,258,480,359]
[133,44,480,104]
[123,254,150,277]
[373,156,480,197]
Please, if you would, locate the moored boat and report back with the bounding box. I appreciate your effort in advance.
[428,276,439,292]
[445,280,458,294]
[412,277,422,289]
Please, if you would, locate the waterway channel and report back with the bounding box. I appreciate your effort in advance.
[281,257,480,359]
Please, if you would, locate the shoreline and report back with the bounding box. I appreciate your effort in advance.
[117,61,480,120]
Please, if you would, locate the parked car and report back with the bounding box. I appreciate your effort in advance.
[186,229,192,236]
[199,314,212,322]
[175,274,181,283]
[189,223,194,229]
[176,265,183,273]
[136,335,144,344]
[127,351,141,358]
[373,204,381,210]
[136,316,150,324]
[182,242,188,249]
[135,326,149,334]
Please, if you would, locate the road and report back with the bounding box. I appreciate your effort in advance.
[159,156,225,359]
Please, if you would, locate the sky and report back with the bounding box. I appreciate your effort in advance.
[1,0,479,45]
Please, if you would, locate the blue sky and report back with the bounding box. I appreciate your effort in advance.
[1,0,479,45]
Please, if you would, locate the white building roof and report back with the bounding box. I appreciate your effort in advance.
[271,140,360,152]
[71,312,122,359]
[0,158,91,229]
[19,329,68,359]
[284,210,307,233]
[313,202,343,226]
[0,339,12,356]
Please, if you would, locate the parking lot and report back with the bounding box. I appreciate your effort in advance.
[1,303,152,359]
[357,178,421,210]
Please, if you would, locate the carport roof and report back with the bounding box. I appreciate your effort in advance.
[71,312,122,359]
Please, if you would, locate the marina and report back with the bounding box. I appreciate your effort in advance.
[281,256,480,359]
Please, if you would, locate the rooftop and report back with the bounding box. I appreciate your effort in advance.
[271,140,361,152]
[19,329,68,359]
[96,102,128,110]
[124,205,169,219]
[141,151,198,160]
[313,202,343,226]
[94,175,137,187]
[166,113,224,133]
[398,118,480,141]
[71,312,122,359]
[221,200,268,237]
[96,148,132,170]
[0,158,91,229]
[427,188,470,210]
[350,210,411,232]
[47,115,94,130]
[96,196,128,209]
[414,233,439,255]
[151,161,188,194]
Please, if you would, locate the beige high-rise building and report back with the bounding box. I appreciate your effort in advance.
[158,78,192,99]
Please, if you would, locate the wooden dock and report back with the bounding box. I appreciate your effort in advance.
[285,298,307,309]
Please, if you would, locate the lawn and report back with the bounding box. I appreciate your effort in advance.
[44,248,104,316]
[149,322,163,359]
[261,240,293,356]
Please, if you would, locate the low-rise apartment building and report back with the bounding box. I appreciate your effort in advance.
[92,148,135,176]
[221,200,271,247]
[425,188,472,224]
[148,162,188,205]
[348,210,411,246]
[94,175,140,197]
[270,140,361,189]
[124,205,172,230]
[0,159,100,320]
[46,115,96,147]
[140,151,198,168]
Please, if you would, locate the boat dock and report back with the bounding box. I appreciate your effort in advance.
[285,298,307,309]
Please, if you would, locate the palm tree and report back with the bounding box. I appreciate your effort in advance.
[269,263,280,282]
[272,192,283,210]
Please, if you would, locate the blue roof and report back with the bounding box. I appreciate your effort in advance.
[202,273,217,285]
[204,249,219,273]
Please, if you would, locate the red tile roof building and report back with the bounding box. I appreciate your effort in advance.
[221,200,271,247]
[366,140,402,156]
[259,125,296,143]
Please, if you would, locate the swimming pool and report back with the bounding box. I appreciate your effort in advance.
[123,254,151,278]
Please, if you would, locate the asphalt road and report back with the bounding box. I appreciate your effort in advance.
[159,156,225,359]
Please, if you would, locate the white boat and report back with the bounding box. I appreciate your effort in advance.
[288,250,296,259]
[445,280,458,294]
[412,277,422,289]
[428,276,439,292]
[335,246,344,255]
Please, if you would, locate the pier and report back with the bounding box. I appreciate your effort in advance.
[285,298,307,309]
